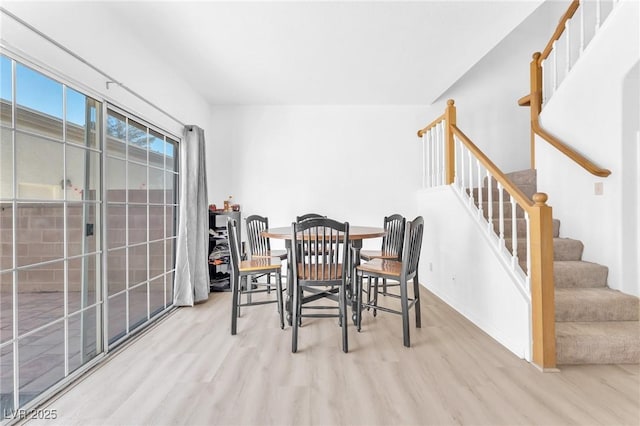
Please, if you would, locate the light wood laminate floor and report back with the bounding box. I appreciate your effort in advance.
[26,288,639,425]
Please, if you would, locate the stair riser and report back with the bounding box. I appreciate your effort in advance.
[557,334,640,364]
[554,261,608,288]
[556,298,640,322]
[504,238,583,261]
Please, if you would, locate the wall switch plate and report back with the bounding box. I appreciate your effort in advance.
[594,182,604,195]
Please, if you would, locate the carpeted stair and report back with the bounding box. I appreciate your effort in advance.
[479,169,639,365]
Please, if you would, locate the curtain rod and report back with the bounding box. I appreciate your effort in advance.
[0,6,187,128]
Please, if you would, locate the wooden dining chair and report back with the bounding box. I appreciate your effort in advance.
[359,214,406,306]
[227,218,284,335]
[290,217,350,353]
[354,216,424,347]
[296,213,326,222]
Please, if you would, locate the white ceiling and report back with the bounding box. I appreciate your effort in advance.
[106,0,544,106]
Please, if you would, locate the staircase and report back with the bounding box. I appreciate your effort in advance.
[481,169,640,365]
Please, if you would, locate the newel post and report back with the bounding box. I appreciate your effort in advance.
[529,192,556,370]
[444,99,456,185]
[530,52,543,169]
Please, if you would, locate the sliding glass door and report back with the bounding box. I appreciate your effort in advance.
[0,53,179,417]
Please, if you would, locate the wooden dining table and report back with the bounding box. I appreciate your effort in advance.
[262,225,386,326]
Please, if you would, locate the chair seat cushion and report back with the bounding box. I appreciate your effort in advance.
[239,258,282,273]
[360,249,398,261]
[357,258,402,278]
[296,263,344,281]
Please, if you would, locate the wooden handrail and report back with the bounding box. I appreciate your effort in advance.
[532,118,612,177]
[417,113,445,138]
[539,0,580,62]
[451,126,534,210]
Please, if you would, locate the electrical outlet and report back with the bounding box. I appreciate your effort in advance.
[594,182,604,196]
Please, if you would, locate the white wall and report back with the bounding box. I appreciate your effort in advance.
[0,2,211,137]
[418,186,531,359]
[208,104,428,251]
[537,0,640,296]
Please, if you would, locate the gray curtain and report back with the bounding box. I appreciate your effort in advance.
[173,125,209,306]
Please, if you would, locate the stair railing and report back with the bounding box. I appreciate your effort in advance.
[418,99,557,370]
[519,0,615,176]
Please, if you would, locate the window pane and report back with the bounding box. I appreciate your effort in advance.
[68,308,100,374]
[149,276,164,318]
[16,204,64,267]
[165,237,175,273]
[165,172,175,205]
[0,55,12,128]
[149,130,164,168]
[129,282,147,330]
[0,271,12,343]
[128,243,147,286]
[128,162,147,204]
[149,206,164,241]
[68,203,98,257]
[17,261,64,334]
[0,128,13,199]
[0,205,12,271]
[66,145,100,201]
[107,293,126,344]
[16,133,64,200]
[128,205,147,246]
[148,167,164,204]
[0,344,14,414]
[106,111,126,159]
[18,321,64,406]
[106,157,126,202]
[127,120,147,163]
[166,206,176,239]
[166,138,178,171]
[68,254,99,314]
[107,248,126,296]
[165,271,173,308]
[106,203,126,250]
[66,88,100,149]
[16,64,63,139]
[149,240,164,279]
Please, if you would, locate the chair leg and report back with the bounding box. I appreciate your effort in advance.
[382,278,387,295]
[355,273,362,332]
[413,274,421,328]
[365,276,372,310]
[373,278,379,317]
[292,281,299,353]
[276,271,284,330]
[340,284,348,353]
[400,277,410,347]
[231,273,239,335]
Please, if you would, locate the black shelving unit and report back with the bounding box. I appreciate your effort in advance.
[209,210,241,292]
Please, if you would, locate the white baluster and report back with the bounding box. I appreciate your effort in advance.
[596,0,601,30]
[565,20,571,74]
[525,211,531,288]
[460,140,466,195]
[487,171,494,233]
[541,60,546,105]
[434,125,439,186]
[580,2,585,54]
[440,121,446,185]
[422,134,427,188]
[511,195,519,269]
[468,149,474,207]
[477,159,483,218]
[498,182,505,246]
[552,41,558,92]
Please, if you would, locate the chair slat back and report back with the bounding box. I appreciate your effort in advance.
[292,218,349,284]
[296,213,326,222]
[245,214,271,257]
[402,216,424,279]
[381,214,406,260]
[226,218,241,275]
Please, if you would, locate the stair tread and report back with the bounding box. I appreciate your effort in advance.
[557,320,640,337]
